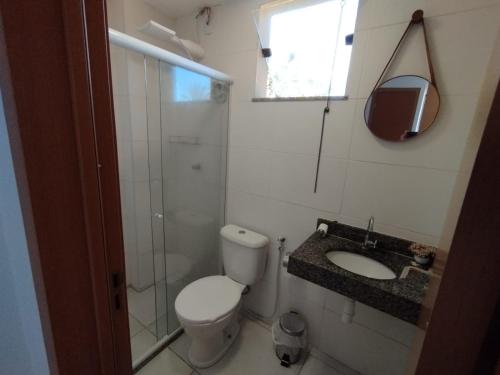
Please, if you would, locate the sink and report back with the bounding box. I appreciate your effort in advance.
[326,251,396,280]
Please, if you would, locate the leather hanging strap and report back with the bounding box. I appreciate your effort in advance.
[372,9,437,91]
[421,16,436,84]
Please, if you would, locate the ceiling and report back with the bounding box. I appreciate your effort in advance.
[144,0,227,19]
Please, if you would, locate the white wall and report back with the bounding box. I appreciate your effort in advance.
[0,90,50,374]
[175,1,500,374]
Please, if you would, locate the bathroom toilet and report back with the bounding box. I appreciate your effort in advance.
[175,224,269,368]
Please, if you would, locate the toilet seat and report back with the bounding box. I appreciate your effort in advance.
[175,275,245,325]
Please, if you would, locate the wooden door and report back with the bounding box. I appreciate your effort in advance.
[0,1,132,374]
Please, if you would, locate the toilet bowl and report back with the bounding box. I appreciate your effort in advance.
[175,275,245,368]
[175,224,269,368]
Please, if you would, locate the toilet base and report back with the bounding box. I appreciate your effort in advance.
[188,321,240,369]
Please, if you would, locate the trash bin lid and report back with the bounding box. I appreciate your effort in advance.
[279,311,306,337]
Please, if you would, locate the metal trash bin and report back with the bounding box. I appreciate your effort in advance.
[272,311,308,367]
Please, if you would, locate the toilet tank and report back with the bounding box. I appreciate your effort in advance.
[220,225,269,285]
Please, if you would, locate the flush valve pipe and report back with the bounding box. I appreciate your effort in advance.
[341,299,356,324]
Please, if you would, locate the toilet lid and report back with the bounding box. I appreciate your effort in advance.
[175,276,244,324]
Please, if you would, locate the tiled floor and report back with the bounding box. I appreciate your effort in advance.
[137,317,359,375]
[128,285,182,362]
[128,287,158,362]
[128,287,156,327]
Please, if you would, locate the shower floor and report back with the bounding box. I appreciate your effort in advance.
[128,286,176,361]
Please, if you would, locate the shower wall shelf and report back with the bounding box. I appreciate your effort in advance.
[137,20,205,61]
[108,28,232,83]
[138,20,177,40]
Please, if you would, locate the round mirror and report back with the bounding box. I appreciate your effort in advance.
[364,75,440,142]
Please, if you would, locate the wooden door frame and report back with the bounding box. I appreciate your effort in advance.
[0,1,131,374]
[414,81,500,374]
[1,0,499,374]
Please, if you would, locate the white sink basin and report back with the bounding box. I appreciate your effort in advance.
[326,251,396,280]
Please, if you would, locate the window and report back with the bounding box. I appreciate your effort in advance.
[257,0,359,99]
[173,67,211,102]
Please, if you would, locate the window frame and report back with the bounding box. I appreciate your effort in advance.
[254,0,355,101]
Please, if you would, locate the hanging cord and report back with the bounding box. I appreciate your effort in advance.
[371,9,436,92]
[194,6,212,44]
[195,6,212,25]
[314,1,345,193]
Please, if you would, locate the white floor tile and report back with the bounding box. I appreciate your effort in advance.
[307,349,361,375]
[137,348,192,375]
[299,356,343,375]
[128,286,156,327]
[129,314,145,338]
[166,318,361,375]
[169,331,191,362]
[131,329,157,362]
[171,319,304,375]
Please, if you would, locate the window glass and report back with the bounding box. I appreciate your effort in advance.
[173,67,211,102]
[262,0,359,98]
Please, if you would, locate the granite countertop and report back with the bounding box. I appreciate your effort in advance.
[287,219,431,324]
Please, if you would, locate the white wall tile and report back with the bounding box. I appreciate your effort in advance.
[129,95,148,141]
[345,28,368,99]
[352,302,417,347]
[356,0,500,31]
[126,51,147,97]
[197,0,259,57]
[229,102,275,150]
[349,95,479,171]
[117,140,133,181]
[133,181,153,255]
[269,153,348,213]
[285,274,327,307]
[267,102,323,155]
[356,23,428,99]
[319,310,411,375]
[324,289,349,315]
[226,189,275,238]
[110,45,129,96]
[321,100,357,159]
[137,251,154,289]
[206,49,259,102]
[268,199,337,251]
[227,147,272,196]
[338,214,440,246]
[341,161,457,237]
[428,6,500,96]
[356,6,500,98]
[113,95,132,141]
[132,140,150,182]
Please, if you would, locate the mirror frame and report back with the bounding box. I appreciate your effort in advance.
[364,74,441,142]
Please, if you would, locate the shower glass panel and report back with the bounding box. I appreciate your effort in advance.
[159,61,229,333]
[109,41,229,362]
[110,45,168,361]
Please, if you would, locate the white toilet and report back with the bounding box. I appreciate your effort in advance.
[175,224,269,368]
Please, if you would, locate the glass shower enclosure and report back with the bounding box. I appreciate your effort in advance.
[108,29,230,366]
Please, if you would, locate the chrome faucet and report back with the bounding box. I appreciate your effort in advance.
[363,216,377,249]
